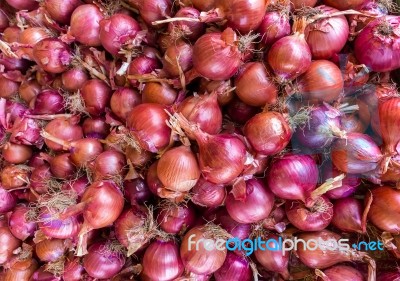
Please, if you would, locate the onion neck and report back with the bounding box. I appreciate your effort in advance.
[309,174,345,200]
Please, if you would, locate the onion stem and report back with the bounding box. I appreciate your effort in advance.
[152,17,201,25]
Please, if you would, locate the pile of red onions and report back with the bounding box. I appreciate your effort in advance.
[0,0,399,280]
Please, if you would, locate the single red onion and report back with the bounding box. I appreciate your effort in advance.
[30,89,64,115]
[32,38,72,74]
[110,87,141,121]
[331,197,365,233]
[6,0,38,10]
[8,205,37,240]
[157,202,196,235]
[0,186,17,214]
[43,116,83,151]
[61,68,89,92]
[214,252,252,281]
[191,177,226,208]
[127,55,161,87]
[70,4,104,46]
[167,7,205,41]
[38,208,82,239]
[124,178,152,205]
[226,98,259,124]
[215,209,251,240]
[44,0,82,24]
[17,27,51,60]
[226,178,274,224]
[82,117,110,139]
[49,153,76,179]
[258,7,290,46]
[99,13,141,56]
[321,164,360,199]
[80,79,112,116]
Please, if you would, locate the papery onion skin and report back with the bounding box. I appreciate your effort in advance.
[157,203,196,234]
[157,146,200,192]
[18,27,51,60]
[191,177,226,208]
[0,226,21,265]
[83,241,126,279]
[127,103,171,153]
[331,197,365,233]
[193,28,241,81]
[8,205,37,240]
[38,210,81,239]
[134,0,173,26]
[99,14,141,56]
[82,117,110,139]
[70,4,104,46]
[331,133,382,174]
[225,178,274,224]
[355,16,400,72]
[0,186,17,214]
[285,196,333,231]
[257,10,290,46]
[267,154,318,202]
[35,239,67,262]
[322,164,360,199]
[61,68,88,92]
[32,38,72,74]
[162,41,193,77]
[318,265,365,281]
[180,225,227,275]
[378,98,400,154]
[235,62,278,106]
[43,117,83,151]
[44,0,82,24]
[167,7,205,41]
[244,112,291,156]
[367,186,400,233]
[31,89,64,115]
[305,6,350,60]
[80,79,112,117]
[214,252,252,281]
[143,240,184,281]
[322,0,366,10]
[296,60,344,104]
[110,87,141,121]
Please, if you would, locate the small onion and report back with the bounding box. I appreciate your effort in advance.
[191,177,226,208]
[332,197,365,233]
[110,87,141,121]
[8,205,37,240]
[80,79,112,117]
[32,38,72,74]
[214,252,252,281]
[157,202,196,235]
[70,4,104,46]
[61,68,89,92]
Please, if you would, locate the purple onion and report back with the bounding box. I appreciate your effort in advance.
[0,186,17,214]
[322,164,360,199]
[8,205,37,240]
[216,209,251,240]
[257,11,290,45]
[157,203,196,235]
[30,89,64,115]
[214,252,252,281]
[124,178,152,206]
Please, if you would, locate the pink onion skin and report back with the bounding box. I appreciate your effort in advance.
[38,210,81,239]
[214,252,252,281]
[32,38,72,74]
[80,79,112,117]
[331,197,365,233]
[355,16,400,72]
[0,187,17,214]
[267,154,318,202]
[44,0,82,24]
[305,6,350,59]
[215,209,251,240]
[61,68,89,92]
[142,240,184,281]
[257,11,290,45]
[318,265,365,281]
[167,7,205,41]
[8,205,37,241]
[191,177,226,208]
[110,87,141,121]
[322,164,360,199]
[6,0,38,10]
[225,179,274,224]
[99,14,141,56]
[285,196,333,231]
[157,203,196,235]
[70,4,104,46]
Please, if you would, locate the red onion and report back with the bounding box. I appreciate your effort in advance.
[199,78,234,106]
[35,238,68,262]
[178,91,222,135]
[18,80,41,104]
[234,62,277,106]
[226,178,274,224]
[36,68,56,86]
[377,98,400,154]
[30,89,64,115]
[355,16,400,72]
[331,132,383,174]
[1,165,30,190]
[30,164,52,194]
[162,40,193,77]
[296,230,376,280]
[92,150,127,181]
[61,68,88,92]
[2,142,32,164]
[63,258,85,281]
[32,39,72,74]
[142,82,177,105]
[125,145,152,167]
[286,196,333,231]
[157,145,200,192]
[38,208,81,239]
[180,224,227,275]
[126,103,171,153]
[43,117,83,151]
[317,265,365,281]
[167,7,205,41]
[257,7,290,45]
[49,153,76,179]
[267,154,318,202]
[322,164,360,199]
[214,252,252,281]
[294,60,344,104]
[61,176,89,197]
[332,197,365,233]
[0,226,21,265]
[244,111,291,156]
[83,240,126,279]
[99,14,141,56]
[157,202,196,234]
[61,180,124,256]
[191,177,226,208]
[6,0,38,10]
[173,113,247,184]
[4,255,38,281]
[70,4,104,46]
[82,117,110,139]
[366,186,400,233]
[254,233,290,279]
[323,0,367,10]
[0,72,20,98]
[30,266,60,280]
[142,240,184,281]
[0,55,30,72]
[293,103,343,150]
[193,28,242,81]
[44,0,82,24]
[8,205,37,240]
[304,6,350,59]
[80,79,112,117]
[129,0,173,26]
[215,209,251,240]
[127,55,161,87]
[0,186,17,213]
[290,0,317,10]
[267,17,312,82]
[110,87,141,121]
[378,270,400,281]
[17,27,51,60]
[124,178,152,205]
[9,117,42,147]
